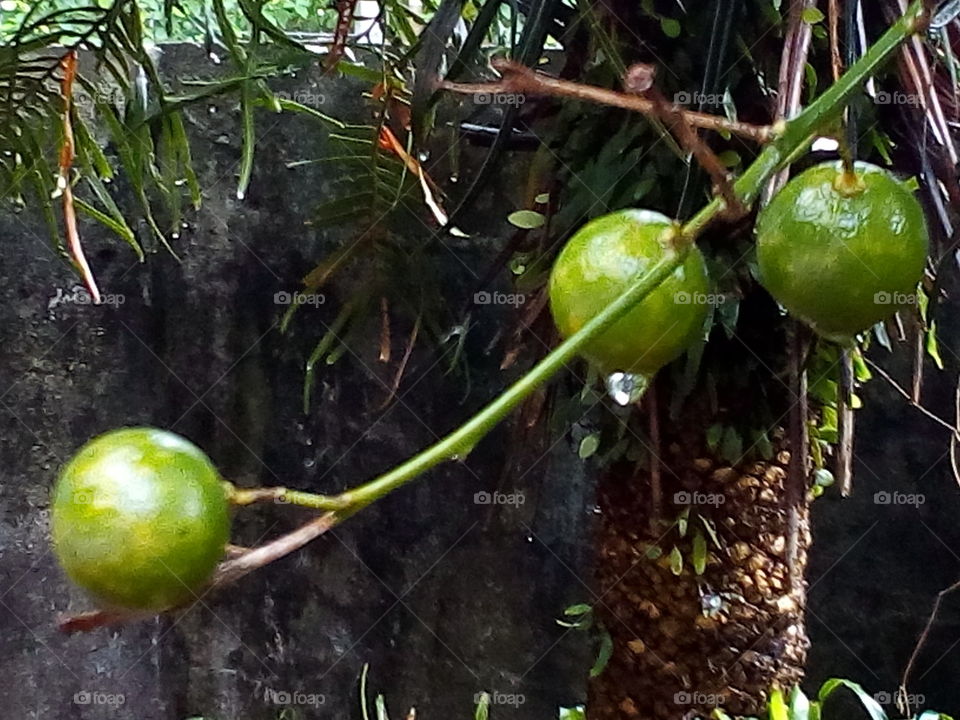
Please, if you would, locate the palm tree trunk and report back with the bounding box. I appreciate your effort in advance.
[588,419,811,718]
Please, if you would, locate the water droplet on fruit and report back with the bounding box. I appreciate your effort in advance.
[605,372,647,406]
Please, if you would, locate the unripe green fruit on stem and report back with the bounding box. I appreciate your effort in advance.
[548,209,711,376]
[756,161,928,342]
[51,427,231,611]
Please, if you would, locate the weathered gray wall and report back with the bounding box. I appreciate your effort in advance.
[0,46,594,720]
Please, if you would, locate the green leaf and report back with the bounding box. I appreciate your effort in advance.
[802,7,825,23]
[768,688,789,720]
[927,322,945,369]
[817,679,887,720]
[559,706,586,720]
[700,517,722,549]
[706,423,724,451]
[590,627,613,677]
[564,603,593,616]
[720,427,742,464]
[660,17,681,37]
[669,546,683,575]
[789,686,811,720]
[475,692,490,720]
[813,468,835,488]
[579,433,601,459]
[507,209,546,229]
[717,150,741,168]
[677,507,689,537]
[73,198,139,253]
[535,192,550,204]
[691,531,707,575]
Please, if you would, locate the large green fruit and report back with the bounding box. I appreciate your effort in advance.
[548,209,711,375]
[756,161,928,341]
[51,428,231,611]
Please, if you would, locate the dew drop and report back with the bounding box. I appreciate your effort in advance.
[605,372,648,406]
[303,458,316,469]
[418,150,430,162]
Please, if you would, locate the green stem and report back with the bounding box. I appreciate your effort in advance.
[242,1,924,518]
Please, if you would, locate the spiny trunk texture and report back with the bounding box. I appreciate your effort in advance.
[589,428,811,719]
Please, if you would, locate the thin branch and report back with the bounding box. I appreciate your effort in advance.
[764,0,818,202]
[59,51,101,304]
[829,0,843,83]
[837,348,855,496]
[647,378,662,532]
[865,358,960,437]
[376,311,421,412]
[625,64,745,219]
[59,512,341,633]
[786,323,809,586]
[900,578,960,717]
[440,58,773,143]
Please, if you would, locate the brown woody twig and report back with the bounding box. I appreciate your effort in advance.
[59,512,340,633]
[440,58,773,144]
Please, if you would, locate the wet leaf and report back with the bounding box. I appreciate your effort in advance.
[720,427,742,464]
[817,679,886,720]
[590,627,613,677]
[691,531,707,575]
[669,546,683,575]
[660,17,680,37]
[578,433,601,459]
[508,209,546,229]
[768,688,789,720]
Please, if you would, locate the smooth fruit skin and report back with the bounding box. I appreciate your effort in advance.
[51,428,231,611]
[756,161,928,341]
[548,209,710,375]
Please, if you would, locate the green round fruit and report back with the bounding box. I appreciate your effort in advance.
[756,161,928,341]
[51,427,231,611]
[548,209,711,375]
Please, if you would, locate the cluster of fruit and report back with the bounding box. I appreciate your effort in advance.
[549,161,928,373]
[50,162,928,613]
